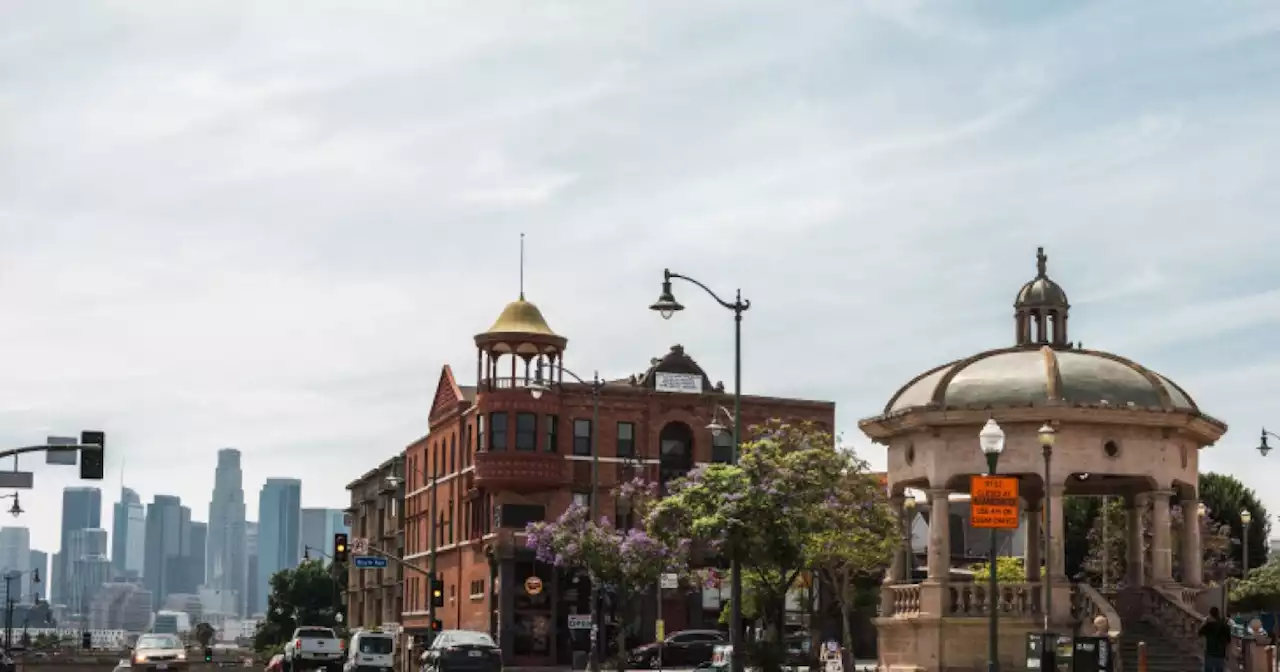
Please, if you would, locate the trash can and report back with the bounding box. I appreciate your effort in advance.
[1069,635,1113,672]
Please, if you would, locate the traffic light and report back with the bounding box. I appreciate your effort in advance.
[204,647,213,662]
[81,631,91,650]
[334,533,349,562]
[79,431,105,480]
[431,574,444,608]
[430,619,442,632]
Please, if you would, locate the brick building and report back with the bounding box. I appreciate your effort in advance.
[399,293,833,667]
[345,456,405,635]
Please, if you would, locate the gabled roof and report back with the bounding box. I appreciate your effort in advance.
[428,365,472,428]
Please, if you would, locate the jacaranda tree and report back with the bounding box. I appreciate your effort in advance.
[526,477,695,670]
[647,420,877,670]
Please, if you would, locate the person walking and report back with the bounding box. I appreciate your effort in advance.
[1198,607,1233,672]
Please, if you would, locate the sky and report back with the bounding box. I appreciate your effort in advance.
[2,1,1280,555]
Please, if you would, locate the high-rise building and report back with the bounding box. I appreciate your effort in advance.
[144,495,188,609]
[112,488,146,581]
[255,478,300,616]
[301,509,350,566]
[57,487,101,604]
[245,522,259,617]
[207,448,248,616]
[49,553,60,604]
[89,582,152,631]
[28,550,47,603]
[0,528,31,601]
[186,521,207,592]
[67,528,109,621]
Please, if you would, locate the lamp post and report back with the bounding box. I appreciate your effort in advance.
[1259,428,1279,457]
[530,365,605,672]
[1035,423,1057,670]
[1241,508,1253,578]
[649,268,750,672]
[978,419,1007,672]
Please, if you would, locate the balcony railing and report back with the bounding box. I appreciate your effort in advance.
[474,450,569,491]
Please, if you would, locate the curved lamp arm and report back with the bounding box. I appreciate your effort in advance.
[1260,428,1280,456]
[530,361,603,397]
[665,269,750,313]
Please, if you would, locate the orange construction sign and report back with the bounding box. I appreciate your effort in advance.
[970,475,1020,529]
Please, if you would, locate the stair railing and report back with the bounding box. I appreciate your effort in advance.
[1075,583,1123,672]
[1144,586,1210,664]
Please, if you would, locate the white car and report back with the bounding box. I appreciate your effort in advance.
[344,630,395,672]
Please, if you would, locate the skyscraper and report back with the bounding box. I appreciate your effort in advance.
[186,521,207,593]
[112,488,146,580]
[144,495,188,609]
[255,479,300,615]
[245,522,259,617]
[301,509,350,565]
[57,487,102,604]
[207,448,247,616]
[0,528,30,603]
[28,550,47,603]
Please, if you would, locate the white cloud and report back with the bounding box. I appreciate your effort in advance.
[3,0,1280,552]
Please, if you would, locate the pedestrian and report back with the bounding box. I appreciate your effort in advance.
[1198,606,1232,672]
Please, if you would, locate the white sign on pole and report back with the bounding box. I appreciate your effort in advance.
[352,537,369,554]
[660,573,679,589]
[343,512,353,528]
[654,372,703,394]
[567,615,592,630]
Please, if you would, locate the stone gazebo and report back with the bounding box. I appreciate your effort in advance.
[859,248,1228,672]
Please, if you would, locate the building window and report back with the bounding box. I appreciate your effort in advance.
[572,492,589,509]
[515,413,537,451]
[573,419,592,456]
[712,430,735,464]
[478,416,486,453]
[450,434,457,473]
[616,422,635,458]
[498,503,546,528]
[470,580,485,600]
[544,415,559,453]
[490,413,508,451]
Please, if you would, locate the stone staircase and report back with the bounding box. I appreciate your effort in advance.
[1118,620,1202,672]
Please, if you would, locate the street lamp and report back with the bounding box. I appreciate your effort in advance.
[529,363,605,672]
[0,494,21,518]
[649,268,750,672]
[978,419,1006,672]
[1259,428,1279,457]
[1035,423,1057,670]
[1241,508,1253,577]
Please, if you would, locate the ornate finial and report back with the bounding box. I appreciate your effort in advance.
[1036,246,1047,278]
[519,233,526,300]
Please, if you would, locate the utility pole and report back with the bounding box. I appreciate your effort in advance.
[428,470,438,627]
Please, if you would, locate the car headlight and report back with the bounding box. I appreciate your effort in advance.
[177,652,187,660]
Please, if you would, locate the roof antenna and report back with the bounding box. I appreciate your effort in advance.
[519,232,525,300]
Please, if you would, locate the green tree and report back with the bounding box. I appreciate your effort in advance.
[1200,473,1270,573]
[195,622,216,648]
[805,449,896,670]
[648,420,853,671]
[969,556,1037,583]
[1231,558,1280,612]
[253,559,347,653]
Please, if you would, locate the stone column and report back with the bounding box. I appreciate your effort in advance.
[1150,489,1175,584]
[1126,496,1146,587]
[885,496,907,584]
[1181,497,1203,587]
[926,489,952,580]
[1024,502,1042,583]
[918,489,952,617]
[1046,485,1066,580]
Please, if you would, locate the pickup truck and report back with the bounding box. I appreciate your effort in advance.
[284,627,345,672]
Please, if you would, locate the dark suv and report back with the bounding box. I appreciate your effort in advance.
[628,630,727,668]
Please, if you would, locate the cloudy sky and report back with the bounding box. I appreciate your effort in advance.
[2,1,1280,555]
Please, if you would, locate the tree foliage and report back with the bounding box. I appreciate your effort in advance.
[648,419,892,668]
[1200,472,1270,572]
[969,556,1038,583]
[1230,558,1280,612]
[253,559,347,653]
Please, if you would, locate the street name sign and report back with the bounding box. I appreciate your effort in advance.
[970,475,1019,529]
[353,555,387,569]
[45,436,78,465]
[0,472,34,489]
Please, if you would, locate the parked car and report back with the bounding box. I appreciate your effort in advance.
[421,630,501,672]
[628,630,727,668]
[284,627,344,672]
[345,630,395,672]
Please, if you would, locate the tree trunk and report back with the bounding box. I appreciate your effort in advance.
[839,576,855,672]
[614,590,628,672]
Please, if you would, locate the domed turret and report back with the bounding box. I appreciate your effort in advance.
[1014,247,1070,347]
[474,292,567,392]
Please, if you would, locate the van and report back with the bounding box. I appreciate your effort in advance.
[345,631,396,672]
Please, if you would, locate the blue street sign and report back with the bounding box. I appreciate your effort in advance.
[354,556,387,569]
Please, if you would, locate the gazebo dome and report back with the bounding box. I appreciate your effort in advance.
[883,345,1198,415]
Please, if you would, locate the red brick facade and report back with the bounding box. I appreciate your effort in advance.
[395,300,833,666]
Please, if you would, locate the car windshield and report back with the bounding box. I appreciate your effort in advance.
[297,628,336,638]
[137,635,181,649]
[358,637,394,654]
[446,631,495,647]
